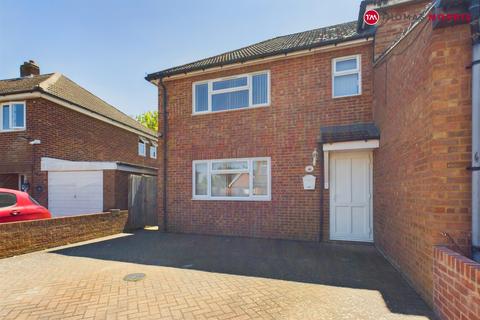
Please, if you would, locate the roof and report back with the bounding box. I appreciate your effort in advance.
[0,73,53,95]
[318,123,380,144]
[0,73,156,138]
[146,21,374,81]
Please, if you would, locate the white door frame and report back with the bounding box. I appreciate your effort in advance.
[329,150,373,242]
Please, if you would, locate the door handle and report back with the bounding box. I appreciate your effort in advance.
[10,211,21,216]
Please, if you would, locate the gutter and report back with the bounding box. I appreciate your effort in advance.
[145,36,374,82]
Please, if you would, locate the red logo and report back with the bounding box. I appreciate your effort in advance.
[364,9,380,25]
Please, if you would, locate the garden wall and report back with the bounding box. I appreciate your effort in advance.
[433,246,480,320]
[0,210,128,258]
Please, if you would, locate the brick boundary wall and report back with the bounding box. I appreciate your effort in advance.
[0,210,128,259]
[433,246,480,320]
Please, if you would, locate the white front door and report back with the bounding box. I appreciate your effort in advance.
[329,151,373,242]
[48,171,103,217]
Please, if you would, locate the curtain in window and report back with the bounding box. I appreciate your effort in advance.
[2,105,10,130]
[334,74,359,97]
[195,163,208,195]
[253,160,268,195]
[211,173,249,197]
[252,73,268,105]
[212,161,248,170]
[212,77,247,90]
[336,59,357,72]
[12,104,24,128]
[212,90,249,111]
[195,83,208,112]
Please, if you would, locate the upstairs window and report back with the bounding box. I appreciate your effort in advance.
[1,102,26,131]
[332,55,361,98]
[150,145,157,159]
[138,139,147,157]
[193,71,270,114]
[193,157,271,201]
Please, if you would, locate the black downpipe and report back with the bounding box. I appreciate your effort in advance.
[160,78,168,232]
[319,147,324,242]
[470,0,480,261]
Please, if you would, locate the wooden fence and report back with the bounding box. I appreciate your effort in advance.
[127,175,157,229]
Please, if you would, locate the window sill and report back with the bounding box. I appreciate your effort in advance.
[192,104,270,116]
[192,196,271,202]
[332,93,362,99]
[0,128,26,133]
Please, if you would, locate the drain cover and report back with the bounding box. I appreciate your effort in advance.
[123,273,146,282]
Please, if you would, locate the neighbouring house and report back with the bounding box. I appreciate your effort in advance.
[146,0,479,314]
[0,61,158,216]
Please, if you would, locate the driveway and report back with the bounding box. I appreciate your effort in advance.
[0,230,434,319]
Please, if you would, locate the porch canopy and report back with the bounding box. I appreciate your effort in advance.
[318,122,380,189]
[318,122,380,144]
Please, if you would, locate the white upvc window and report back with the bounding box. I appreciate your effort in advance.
[150,145,157,159]
[192,71,270,114]
[332,55,361,98]
[1,102,26,132]
[138,138,147,157]
[193,157,271,201]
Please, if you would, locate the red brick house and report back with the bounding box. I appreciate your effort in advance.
[146,0,479,312]
[0,61,158,216]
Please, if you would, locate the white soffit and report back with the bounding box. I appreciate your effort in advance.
[41,157,117,172]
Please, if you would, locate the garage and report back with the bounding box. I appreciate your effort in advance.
[41,157,157,217]
[48,171,103,217]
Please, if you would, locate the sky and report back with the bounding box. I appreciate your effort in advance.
[0,0,360,117]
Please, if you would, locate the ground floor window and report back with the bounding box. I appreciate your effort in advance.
[193,157,271,201]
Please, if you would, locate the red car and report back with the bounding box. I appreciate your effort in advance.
[0,188,51,223]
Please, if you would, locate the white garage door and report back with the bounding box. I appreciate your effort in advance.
[48,171,103,217]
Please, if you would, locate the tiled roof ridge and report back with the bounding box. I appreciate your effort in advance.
[37,72,62,90]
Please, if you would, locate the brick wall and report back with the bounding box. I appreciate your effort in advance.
[0,97,157,207]
[373,17,472,304]
[433,246,480,320]
[374,0,431,59]
[0,210,128,259]
[157,43,373,240]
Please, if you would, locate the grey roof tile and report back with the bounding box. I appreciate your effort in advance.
[0,73,156,137]
[319,123,380,143]
[146,21,374,80]
[0,74,53,95]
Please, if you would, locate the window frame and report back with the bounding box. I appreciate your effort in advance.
[192,70,270,115]
[192,157,271,201]
[0,101,26,132]
[150,145,157,159]
[332,55,362,98]
[138,140,147,157]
